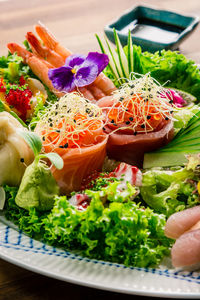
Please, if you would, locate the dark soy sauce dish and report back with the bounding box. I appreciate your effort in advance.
[104,5,199,52]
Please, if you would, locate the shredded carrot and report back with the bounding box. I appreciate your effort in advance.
[35,93,104,150]
[106,74,175,133]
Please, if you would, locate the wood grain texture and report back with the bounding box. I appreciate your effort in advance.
[0,0,199,299]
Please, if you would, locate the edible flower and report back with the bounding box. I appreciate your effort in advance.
[167,89,187,108]
[48,52,109,92]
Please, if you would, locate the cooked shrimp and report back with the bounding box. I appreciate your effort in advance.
[35,22,72,59]
[26,31,65,68]
[8,43,55,91]
[7,23,117,101]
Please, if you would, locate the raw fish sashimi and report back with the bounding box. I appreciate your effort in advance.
[35,93,107,195]
[51,139,107,194]
[104,120,173,167]
[171,229,200,267]
[165,206,200,268]
[98,75,174,167]
[165,206,200,239]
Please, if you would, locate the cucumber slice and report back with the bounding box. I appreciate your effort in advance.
[113,29,129,79]
[143,106,200,168]
[127,30,134,74]
[105,37,124,84]
[143,152,188,169]
[95,34,119,82]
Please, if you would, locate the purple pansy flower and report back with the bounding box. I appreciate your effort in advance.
[48,52,109,92]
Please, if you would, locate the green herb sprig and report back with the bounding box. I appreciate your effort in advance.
[18,130,63,170]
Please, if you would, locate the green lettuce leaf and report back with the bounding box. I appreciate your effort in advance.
[142,50,200,98]
[4,185,172,268]
[0,52,30,83]
[43,196,171,267]
[140,168,199,217]
[85,181,137,202]
[4,186,47,238]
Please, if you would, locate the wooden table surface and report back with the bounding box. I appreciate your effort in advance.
[0,0,200,299]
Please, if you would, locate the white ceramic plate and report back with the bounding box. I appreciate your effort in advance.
[1,65,200,298]
[1,213,200,298]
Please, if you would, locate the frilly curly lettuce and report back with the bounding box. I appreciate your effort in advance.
[43,196,171,267]
[140,168,199,217]
[85,181,137,203]
[186,153,200,171]
[4,182,171,268]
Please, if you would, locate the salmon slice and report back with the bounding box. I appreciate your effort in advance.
[35,93,108,195]
[51,136,107,195]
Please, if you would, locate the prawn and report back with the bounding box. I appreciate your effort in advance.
[7,22,117,101]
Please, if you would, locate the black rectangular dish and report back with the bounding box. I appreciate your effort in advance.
[104,5,199,52]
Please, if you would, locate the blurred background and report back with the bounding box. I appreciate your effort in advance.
[0,0,199,62]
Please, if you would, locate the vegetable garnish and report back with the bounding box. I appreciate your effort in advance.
[15,131,63,211]
[5,186,171,268]
[167,89,187,108]
[141,167,199,217]
[104,74,175,133]
[18,130,64,169]
[96,29,129,85]
[143,108,200,168]
[48,52,109,92]
[35,93,105,150]
[0,76,33,121]
[96,31,200,99]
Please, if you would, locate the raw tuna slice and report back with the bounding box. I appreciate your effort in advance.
[97,75,175,168]
[104,120,174,167]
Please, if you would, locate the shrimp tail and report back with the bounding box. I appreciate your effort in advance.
[35,21,72,59]
[26,32,65,68]
[7,42,32,64]
[26,32,45,55]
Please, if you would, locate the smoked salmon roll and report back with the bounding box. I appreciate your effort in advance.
[35,93,107,195]
[98,74,174,168]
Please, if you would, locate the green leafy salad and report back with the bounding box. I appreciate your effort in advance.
[1,30,200,270]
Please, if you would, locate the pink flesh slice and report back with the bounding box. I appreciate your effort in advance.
[172,229,200,267]
[165,206,200,239]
